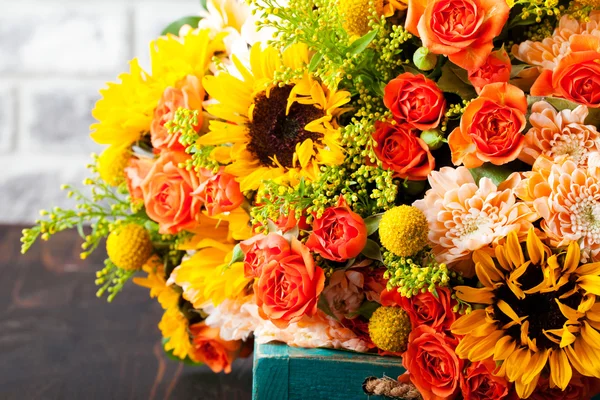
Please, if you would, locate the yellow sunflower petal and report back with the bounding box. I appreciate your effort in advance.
[564,241,581,274]
[494,335,517,360]
[515,373,540,399]
[455,286,495,304]
[451,309,488,335]
[520,349,548,385]
[505,347,532,382]
[581,321,600,350]
[549,349,573,390]
[526,226,545,265]
[575,261,600,277]
[473,250,503,282]
[506,230,525,269]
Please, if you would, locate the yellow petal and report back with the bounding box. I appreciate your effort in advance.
[494,335,517,360]
[549,349,573,390]
[564,241,581,273]
[451,309,488,335]
[497,299,524,324]
[515,373,540,399]
[576,261,600,276]
[466,330,506,361]
[520,349,548,385]
[581,321,600,350]
[506,231,525,269]
[455,286,495,304]
[526,227,544,265]
[505,347,531,382]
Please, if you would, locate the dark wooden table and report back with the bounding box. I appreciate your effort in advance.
[0,225,253,400]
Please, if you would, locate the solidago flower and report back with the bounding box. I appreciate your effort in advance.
[452,228,600,398]
[519,101,600,166]
[91,28,226,146]
[517,154,600,262]
[413,166,537,277]
[133,255,179,309]
[198,43,351,192]
[168,238,252,308]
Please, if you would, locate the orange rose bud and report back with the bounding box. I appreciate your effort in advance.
[372,121,435,180]
[406,0,509,70]
[468,47,512,94]
[403,326,463,400]
[189,323,241,374]
[124,156,153,203]
[448,82,527,168]
[305,196,367,262]
[140,151,202,234]
[192,167,244,217]
[254,237,325,329]
[384,72,446,130]
[151,75,204,151]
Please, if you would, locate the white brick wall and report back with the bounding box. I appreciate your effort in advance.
[0,0,200,223]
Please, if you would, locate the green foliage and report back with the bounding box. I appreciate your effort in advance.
[161,16,203,36]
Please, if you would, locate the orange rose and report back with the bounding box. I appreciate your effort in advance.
[239,233,290,278]
[151,75,204,151]
[448,82,527,168]
[461,360,510,400]
[305,196,367,262]
[192,167,244,216]
[532,50,600,108]
[406,0,509,70]
[398,286,457,333]
[468,47,512,94]
[514,375,595,400]
[372,121,435,180]
[141,151,202,234]
[124,156,153,202]
[189,323,241,373]
[403,326,463,400]
[254,237,325,328]
[383,72,446,130]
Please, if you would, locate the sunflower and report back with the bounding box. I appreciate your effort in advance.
[452,227,600,398]
[198,43,351,192]
[134,255,197,360]
[91,28,226,146]
[168,238,252,308]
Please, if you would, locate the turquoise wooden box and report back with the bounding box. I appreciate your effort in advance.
[252,342,406,400]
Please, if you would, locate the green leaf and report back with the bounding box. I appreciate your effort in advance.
[357,301,380,320]
[308,52,324,73]
[161,337,201,366]
[437,62,477,100]
[361,239,383,262]
[469,163,514,187]
[225,243,244,270]
[161,16,203,36]
[199,0,208,10]
[510,64,531,79]
[364,213,383,236]
[318,294,338,320]
[346,29,379,56]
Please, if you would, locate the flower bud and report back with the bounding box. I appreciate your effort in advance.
[420,129,445,150]
[413,47,438,71]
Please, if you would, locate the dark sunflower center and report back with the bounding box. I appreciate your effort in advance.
[493,267,582,350]
[246,85,325,169]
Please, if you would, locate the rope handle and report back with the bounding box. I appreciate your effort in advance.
[362,376,423,399]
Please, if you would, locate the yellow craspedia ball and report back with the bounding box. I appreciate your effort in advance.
[97,144,131,186]
[368,306,411,352]
[379,205,428,257]
[339,0,383,37]
[106,224,153,271]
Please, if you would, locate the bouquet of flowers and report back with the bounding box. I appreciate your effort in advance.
[21,0,600,397]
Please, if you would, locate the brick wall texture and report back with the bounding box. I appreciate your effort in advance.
[0,0,200,223]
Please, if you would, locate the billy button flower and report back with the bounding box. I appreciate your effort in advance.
[368,306,412,352]
[97,143,132,186]
[106,223,153,271]
[379,205,429,257]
